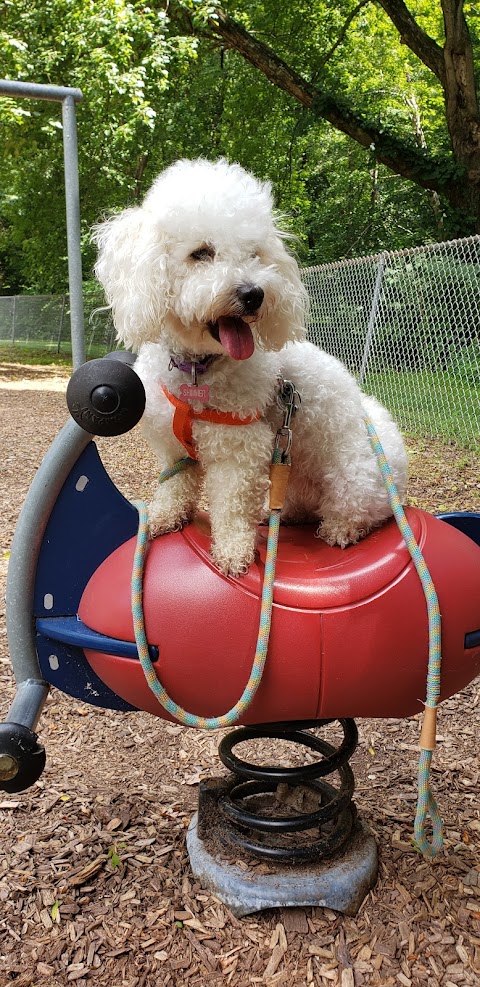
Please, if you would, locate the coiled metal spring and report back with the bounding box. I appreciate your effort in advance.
[198,718,358,864]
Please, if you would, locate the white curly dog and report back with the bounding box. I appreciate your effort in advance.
[94,158,407,576]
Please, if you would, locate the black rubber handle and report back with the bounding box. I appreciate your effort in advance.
[0,723,46,793]
[66,352,146,436]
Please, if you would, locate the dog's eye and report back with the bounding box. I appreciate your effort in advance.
[190,245,215,262]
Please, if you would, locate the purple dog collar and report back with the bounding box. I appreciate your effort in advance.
[169,354,218,375]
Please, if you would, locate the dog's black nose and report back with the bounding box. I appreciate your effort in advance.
[237,284,264,314]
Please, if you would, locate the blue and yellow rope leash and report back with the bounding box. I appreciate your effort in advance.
[364,415,443,857]
[130,411,443,856]
[130,375,295,732]
[131,476,282,730]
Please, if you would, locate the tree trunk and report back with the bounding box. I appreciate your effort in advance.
[441,0,480,226]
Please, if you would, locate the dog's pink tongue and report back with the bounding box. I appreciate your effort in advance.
[218,316,255,360]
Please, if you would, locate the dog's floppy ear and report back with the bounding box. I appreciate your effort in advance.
[92,207,169,351]
[260,231,308,350]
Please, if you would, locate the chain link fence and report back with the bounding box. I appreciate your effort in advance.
[0,291,115,358]
[303,235,480,450]
[1,236,479,448]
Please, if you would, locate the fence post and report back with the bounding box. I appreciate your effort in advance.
[11,295,16,344]
[359,252,387,387]
[57,295,67,354]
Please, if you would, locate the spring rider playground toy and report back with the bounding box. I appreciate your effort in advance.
[2,347,480,915]
[1,80,479,917]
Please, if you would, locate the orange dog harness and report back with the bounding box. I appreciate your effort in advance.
[162,386,261,460]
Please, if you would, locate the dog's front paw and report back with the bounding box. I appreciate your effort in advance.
[210,539,256,578]
[316,517,371,548]
[147,503,191,539]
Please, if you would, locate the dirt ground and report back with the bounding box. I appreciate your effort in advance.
[0,363,479,987]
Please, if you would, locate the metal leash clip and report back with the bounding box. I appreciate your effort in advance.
[274,377,301,463]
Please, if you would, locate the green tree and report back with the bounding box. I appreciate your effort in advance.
[0,0,198,290]
[185,0,480,231]
[1,0,478,292]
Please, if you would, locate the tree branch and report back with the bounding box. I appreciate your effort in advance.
[312,0,371,77]
[206,9,462,201]
[376,0,445,82]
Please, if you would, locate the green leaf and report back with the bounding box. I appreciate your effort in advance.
[107,845,121,868]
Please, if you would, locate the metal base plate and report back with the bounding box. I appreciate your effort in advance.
[186,811,378,917]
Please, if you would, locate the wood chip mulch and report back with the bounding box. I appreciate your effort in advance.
[0,367,478,987]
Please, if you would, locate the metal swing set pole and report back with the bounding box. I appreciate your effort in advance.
[0,79,86,369]
[0,80,87,780]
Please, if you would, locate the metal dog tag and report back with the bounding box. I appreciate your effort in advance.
[180,383,210,403]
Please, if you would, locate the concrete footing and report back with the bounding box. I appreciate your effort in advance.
[186,811,378,917]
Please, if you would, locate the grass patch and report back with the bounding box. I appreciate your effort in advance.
[0,343,73,367]
[364,369,480,451]
[0,347,478,451]
[0,340,108,367]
